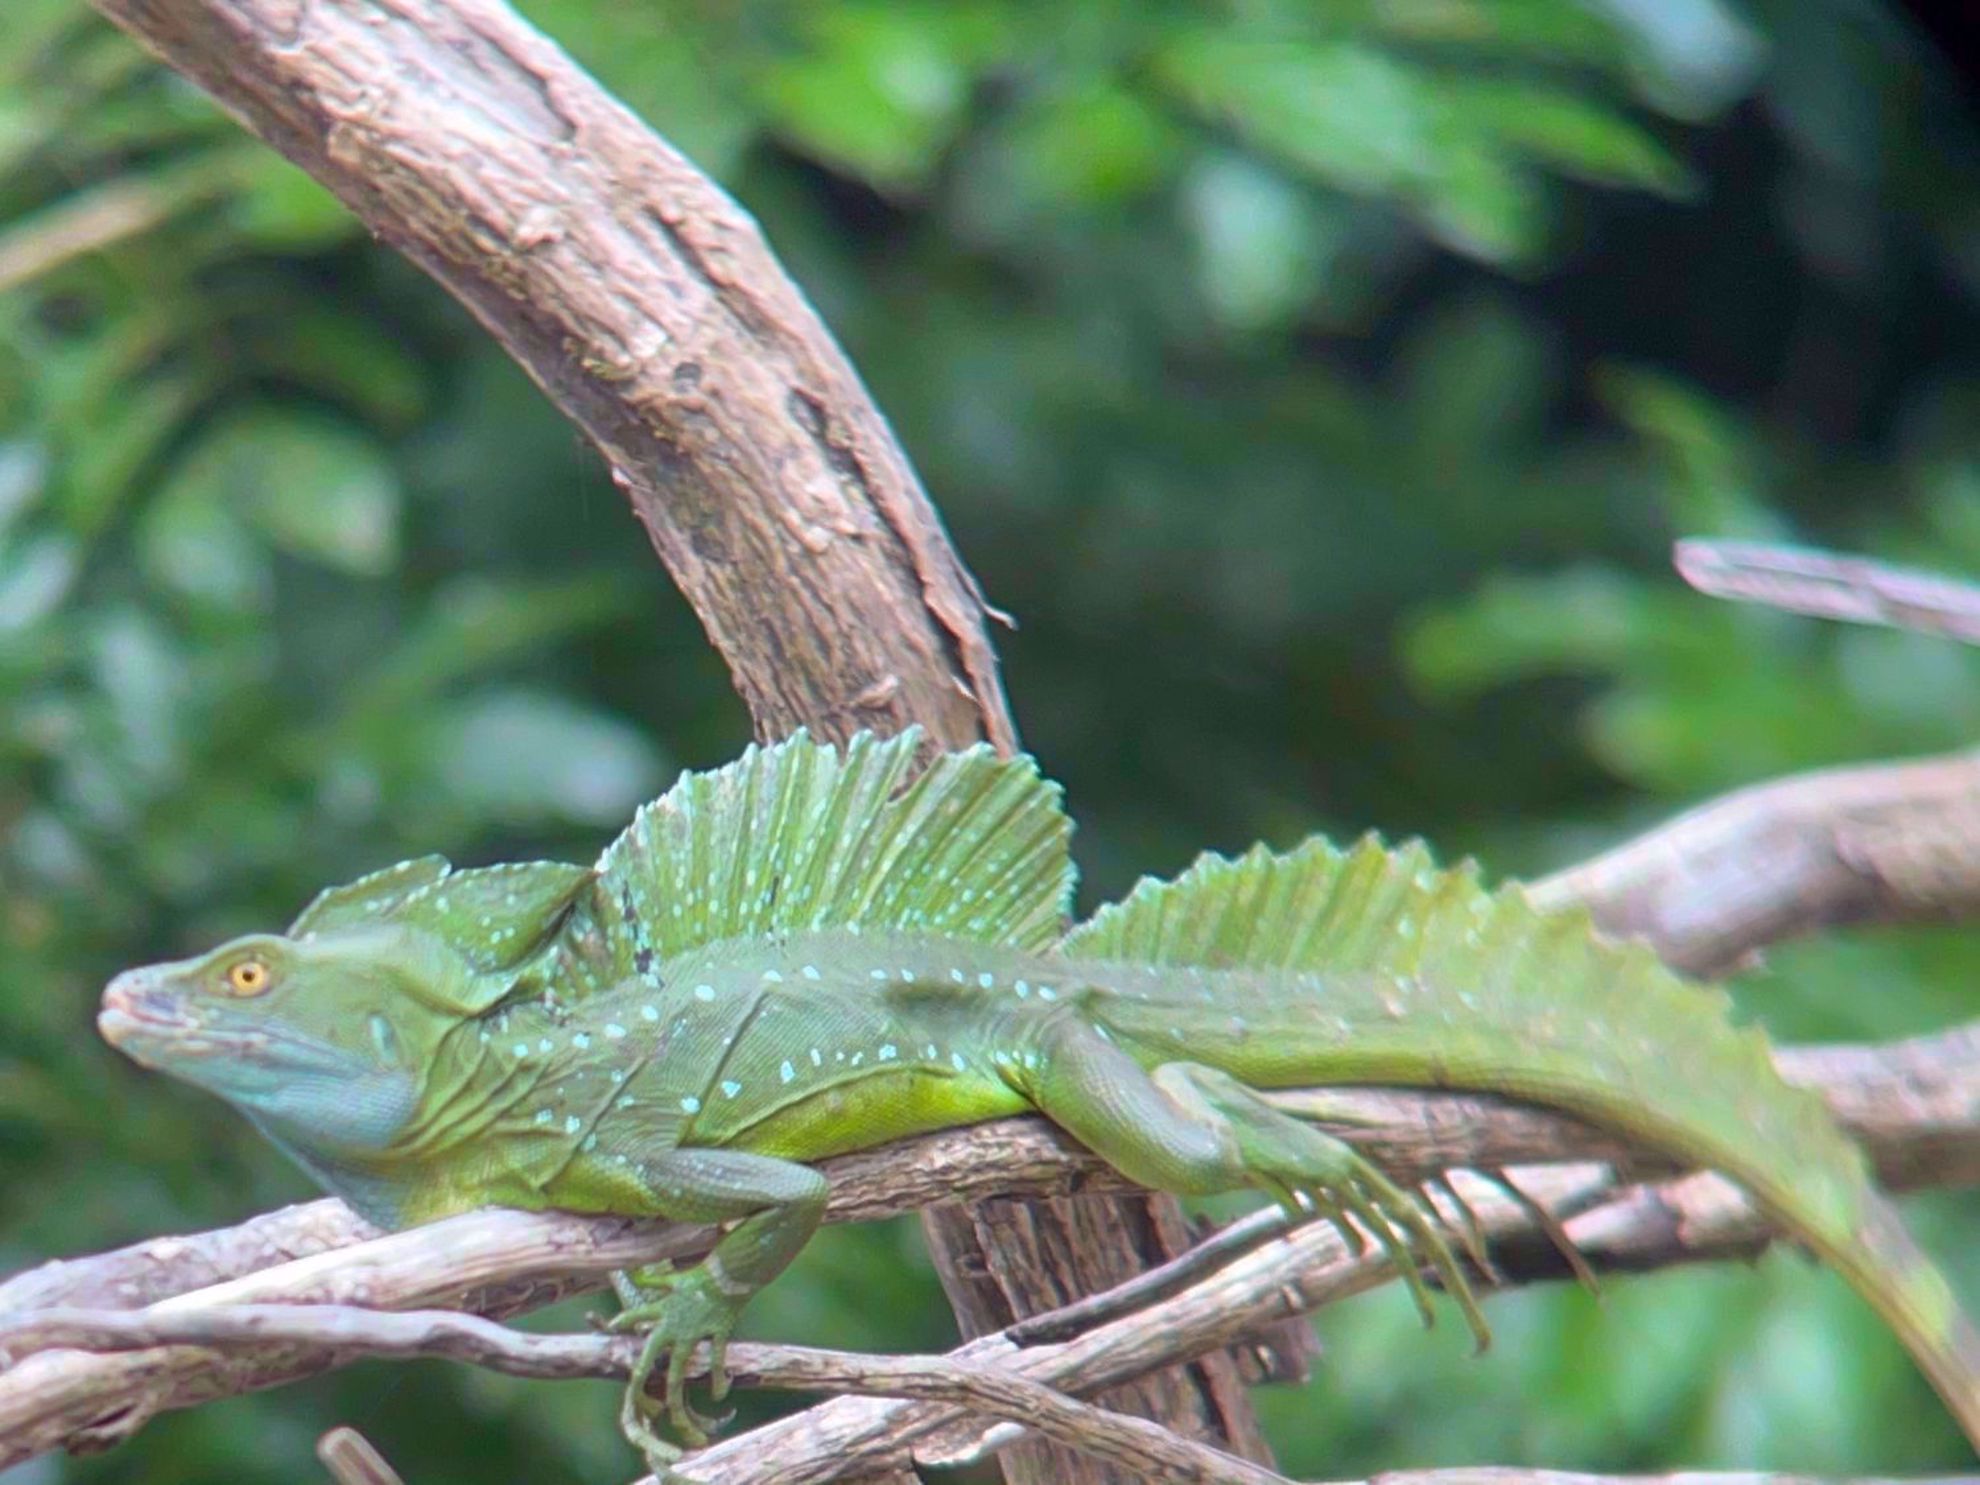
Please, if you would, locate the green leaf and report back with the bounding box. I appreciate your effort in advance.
[1402,567,1664,699]
[995,80,1178,207]
[226,157,357,250]
[156,406,401,576]
[135,487,271,615]
[225,411,401,574]
[0,532,76,633]
[335,575,636,731]
[0,442,45,543]
[241,309,429,430]
[1414,138,1544,264]
[1184,154,1325,332]
[1153,36,1432,195]
[1449,81,1694,196]
[421,689,665,828]
[753,8,977,191]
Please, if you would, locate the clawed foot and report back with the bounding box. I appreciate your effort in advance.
[1262,1165,1494,1354]
[608,1264,746,1472]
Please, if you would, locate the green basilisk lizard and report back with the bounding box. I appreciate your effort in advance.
[98,730,1980,1469]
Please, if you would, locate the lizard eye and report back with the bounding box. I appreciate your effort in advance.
[225,959,272,996]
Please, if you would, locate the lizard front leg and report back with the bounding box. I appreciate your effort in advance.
[1014,1017,1490,1346]
[603,1148,828,1470]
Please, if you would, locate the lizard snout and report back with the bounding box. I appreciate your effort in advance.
[98,969,192,1050]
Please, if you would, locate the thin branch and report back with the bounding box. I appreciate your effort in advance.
[1529,750,1980,977]
[1364,1474,1980,1485]
[0,1145,1961,1485]
[1675,538,1980,645]
[317,1427,406,1485]
[4,1020,1975,1470]
[0,1309,1289,1485]
[669,1166,1620,1484]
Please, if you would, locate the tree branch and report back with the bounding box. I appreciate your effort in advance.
[0,1309,1293,1485]
[93,0,1008,757]
[1674,539,1980,646]
[4,1019,1975,1470]
[13,1311,1976,1485]
[1530,750,1980,977]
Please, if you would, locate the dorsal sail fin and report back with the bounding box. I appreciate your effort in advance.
[550,728,1075,994]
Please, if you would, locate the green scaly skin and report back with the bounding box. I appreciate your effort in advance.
[97,732,1980,1471]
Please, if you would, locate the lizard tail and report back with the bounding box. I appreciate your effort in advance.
[1585,1088,1980,1451]
[1802,1190,1980,1448]
[1067,832,1980,1453]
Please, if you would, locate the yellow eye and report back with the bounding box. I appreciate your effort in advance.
[226,959,271,996]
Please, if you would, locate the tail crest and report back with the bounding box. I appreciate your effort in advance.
[1071,834,1980,1450]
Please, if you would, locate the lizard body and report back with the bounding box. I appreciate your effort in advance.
[97,732,1980,1466]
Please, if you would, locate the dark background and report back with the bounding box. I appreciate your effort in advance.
[4,0,1979,1477]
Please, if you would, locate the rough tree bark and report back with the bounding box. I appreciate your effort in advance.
[82,0,1271,1478]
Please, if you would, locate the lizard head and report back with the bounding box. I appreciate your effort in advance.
[99,926,451,1153]
[99,855,599,1159]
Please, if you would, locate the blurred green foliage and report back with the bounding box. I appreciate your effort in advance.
[3,0,1977,1478]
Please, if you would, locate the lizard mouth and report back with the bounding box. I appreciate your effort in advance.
[98,973,243,1060]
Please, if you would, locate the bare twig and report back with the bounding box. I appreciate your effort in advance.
[1675,539,1980,645]
[1364,1473,1980,1485]
[317,1427,406,1485]
[0,1308,1289,1485]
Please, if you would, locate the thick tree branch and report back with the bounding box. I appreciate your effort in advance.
[1530,750,1980,977]
[93,0,1007,757]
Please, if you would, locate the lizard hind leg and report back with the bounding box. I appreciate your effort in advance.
[1150,1062,1492,1351]
[1019,1021,1489,1351]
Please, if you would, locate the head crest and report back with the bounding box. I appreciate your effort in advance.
[292,856,594,973]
